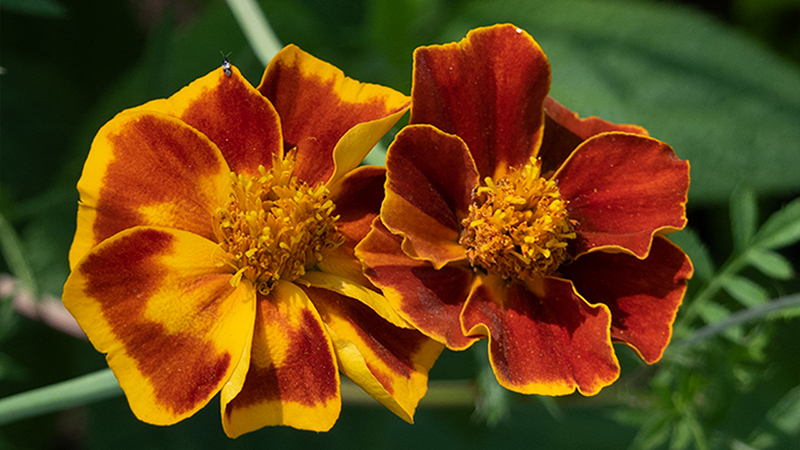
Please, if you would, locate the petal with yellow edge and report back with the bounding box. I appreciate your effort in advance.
[62,227,255,425]
[461,275,619,396]
[356,219,478,350]
[303,285,444,423]
[554,132,690,258]
[562,236,694,363]
[410,24,550,179]
[222,281,340,437]
[381,125,478,269]
[540,97,650,175]
[258,45,410,187]
[139,64,283,177]
[69,111,231,267]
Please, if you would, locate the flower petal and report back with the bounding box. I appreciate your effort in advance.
[319,165,386,286]
[303,285,444,423]
[382,125,478,268]
[62,227,255,425]
[355,219,478,350]
[411,24,550,179]
[69,111,231,267]
[540,97,650,175]
[259,45,410,187]
[554,132,690,258]
[461,275,619,396]
[561,236,693,363]
[222,281,340,437]
[141,65,283,176]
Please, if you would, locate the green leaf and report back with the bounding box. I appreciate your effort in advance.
[448,0,800,203]
[0,213,37,297]
[747,385,800,448]
[752,196,800,249]
[667,228,714,282]
[730,183,758,251]
[719,274,770,308]
[697,301,743,341]
[746,248,795,280]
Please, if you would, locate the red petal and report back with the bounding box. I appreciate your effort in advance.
[561,236,693,363]
[355,219,478,350]
[540,97,650,175]
[382,125,478,268]
[555,132,690,258]
[410,24,550,178]
[461,276,619,396]
[147,65,283,176]
[259,45,410,186]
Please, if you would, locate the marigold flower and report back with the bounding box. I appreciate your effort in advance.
[355,24,693,396]
[62,45,442,437]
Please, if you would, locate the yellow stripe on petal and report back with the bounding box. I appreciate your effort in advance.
[222,281,340,437]
[69,111,231,268]
[305,286,443,423]
[62,227,256,425]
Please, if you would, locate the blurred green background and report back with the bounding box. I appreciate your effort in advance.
[1,0,799,449]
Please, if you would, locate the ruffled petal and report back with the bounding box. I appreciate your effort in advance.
[303,285,444,423]
[382,125,478,268]
[319,166,386,286]
[554,132,690,258]
[561,236,693,363]
[461,275,619,396]
[540,97,650,175]
[222,281,340,437]
[411,24,550,179]
[69,111,231,267]
[140,65,282,176]
[62,227,255,425]
[355,219,478,350]
[259,45,410,187]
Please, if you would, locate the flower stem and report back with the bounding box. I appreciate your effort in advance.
[225,0,282,66]
[0,368,122,426]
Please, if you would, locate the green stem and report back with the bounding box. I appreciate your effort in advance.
[0,368,122,425]
[225,0,282,66]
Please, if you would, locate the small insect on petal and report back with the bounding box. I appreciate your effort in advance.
[221,51,232,77]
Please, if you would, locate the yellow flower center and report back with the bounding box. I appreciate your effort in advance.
[459,157,576,281]
[213,151,343,295]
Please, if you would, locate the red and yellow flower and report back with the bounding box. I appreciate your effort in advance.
[62,45,442,437]
[356,24,693,396]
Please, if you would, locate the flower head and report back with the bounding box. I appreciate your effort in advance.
[356,24,693,396]
[63,45,442,437]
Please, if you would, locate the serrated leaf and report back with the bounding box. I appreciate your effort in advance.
[448,0,800,203]
[720,274,770,308]
[667,228,714,282]
[752,197,800,249]
[746,248,795,280]
[730,183,758,251]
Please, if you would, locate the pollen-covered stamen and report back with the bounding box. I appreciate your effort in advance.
[459,157,576,281]
[213,150,344,295]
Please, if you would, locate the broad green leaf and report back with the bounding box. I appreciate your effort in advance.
[719,274,770,308]
[730,183,758,251]
[746,248,795,280]
[448,0,800,203]
[752,196,800,249]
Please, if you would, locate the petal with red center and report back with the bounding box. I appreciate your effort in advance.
[410,24,550,179]
[222,281,340,437]
[355,219,478,350]
[69,111,231,267]
[140,65,283,177]
[382,125,478,268]
[319,165,386,286]
[258,45,410,187]
[554,132,690,258]
[62,227,255,424]
[461,275,619,396]
[540,97,650,175]
[561,236,693,363]
[303,285,444,423]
